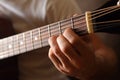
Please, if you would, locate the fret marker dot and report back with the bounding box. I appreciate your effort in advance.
[34,37,38,40]
[20,41,23,45]
[8,45,12,49]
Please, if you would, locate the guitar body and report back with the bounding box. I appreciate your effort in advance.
[0,17,18,80]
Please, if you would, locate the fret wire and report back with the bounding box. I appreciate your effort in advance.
[49,22,60,35]
[36,15,85,37]
[43,31,92,46]
[12,36,15,55]
[48,25,59,35]
[50,27,60,37]
[71,17,74,29]
[42,32,59,42]
[72,14,85,21]
[44,15,85,37]
[9,38,49,50]
[32,29,39,36]
[48,25,51,37]
[32,28,41,49]
[23,33,27,52]
[42,30,59,40]
[12,35,19,55]
[59,17,87,35]
[0,32,40,56]
[58,21,62,34]
[22,40,41,46]
[2,38,8,55]
[7,36,14,56]
[40,38,49,47]
[16,34,20,55]
[40,25,50,35]
[61,23,87,33]
[39,27,43,47]
[61,19,71,28]
[74,17,86,25]
[60,19,72,32]
[39,16,86,35]
[40,26,49,46]
[72,16,86,30]
[18,33,26,53]
[0,28,51,57]
[31,30,34,49]
[0,13,87,60]
[70,16,86,29]
[39,16,86,39]
[3,38,10,58]
[62,20,74,30]
[25,31,33,51]
[17,16,86,49]
[39,31,59,46]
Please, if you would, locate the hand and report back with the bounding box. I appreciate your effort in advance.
[48,28,117,80]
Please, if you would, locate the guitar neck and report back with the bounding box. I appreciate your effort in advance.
[0,5,120,60]
[0,14,87,60]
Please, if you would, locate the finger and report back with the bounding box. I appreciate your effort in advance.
[48,48,62,71]
[49,48,76,75]
[57,35,79,59]
[48,36,71,68]
[57,35,80,63]
[48,35,58,48]
[63,28,91,56]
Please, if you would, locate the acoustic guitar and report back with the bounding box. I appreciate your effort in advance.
[0,5,120,60]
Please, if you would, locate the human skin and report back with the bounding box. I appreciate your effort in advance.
[48,28,118,80]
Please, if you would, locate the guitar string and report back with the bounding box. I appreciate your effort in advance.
[26,6,118,45]
[0,5,119,47]
[35,5,120,36]
[92,6,120,20]
[92,5,118,16]
[2,19,119,56]
[0,4,119,57]
[25,5,120,37]
[1,5,119,45]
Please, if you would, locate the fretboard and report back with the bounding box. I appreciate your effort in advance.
[1,5,120,60]
[0,14,87,60]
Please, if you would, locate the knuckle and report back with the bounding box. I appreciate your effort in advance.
[71,37,79,46]
[53,48,62,57]
[71,38,76,44]
[54,48,60,54]
[61,45,69,53]
[63,28,72,38]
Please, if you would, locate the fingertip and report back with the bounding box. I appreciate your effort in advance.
[48,36,57,45]
[56,34,63,42]
[48,48,53,59]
